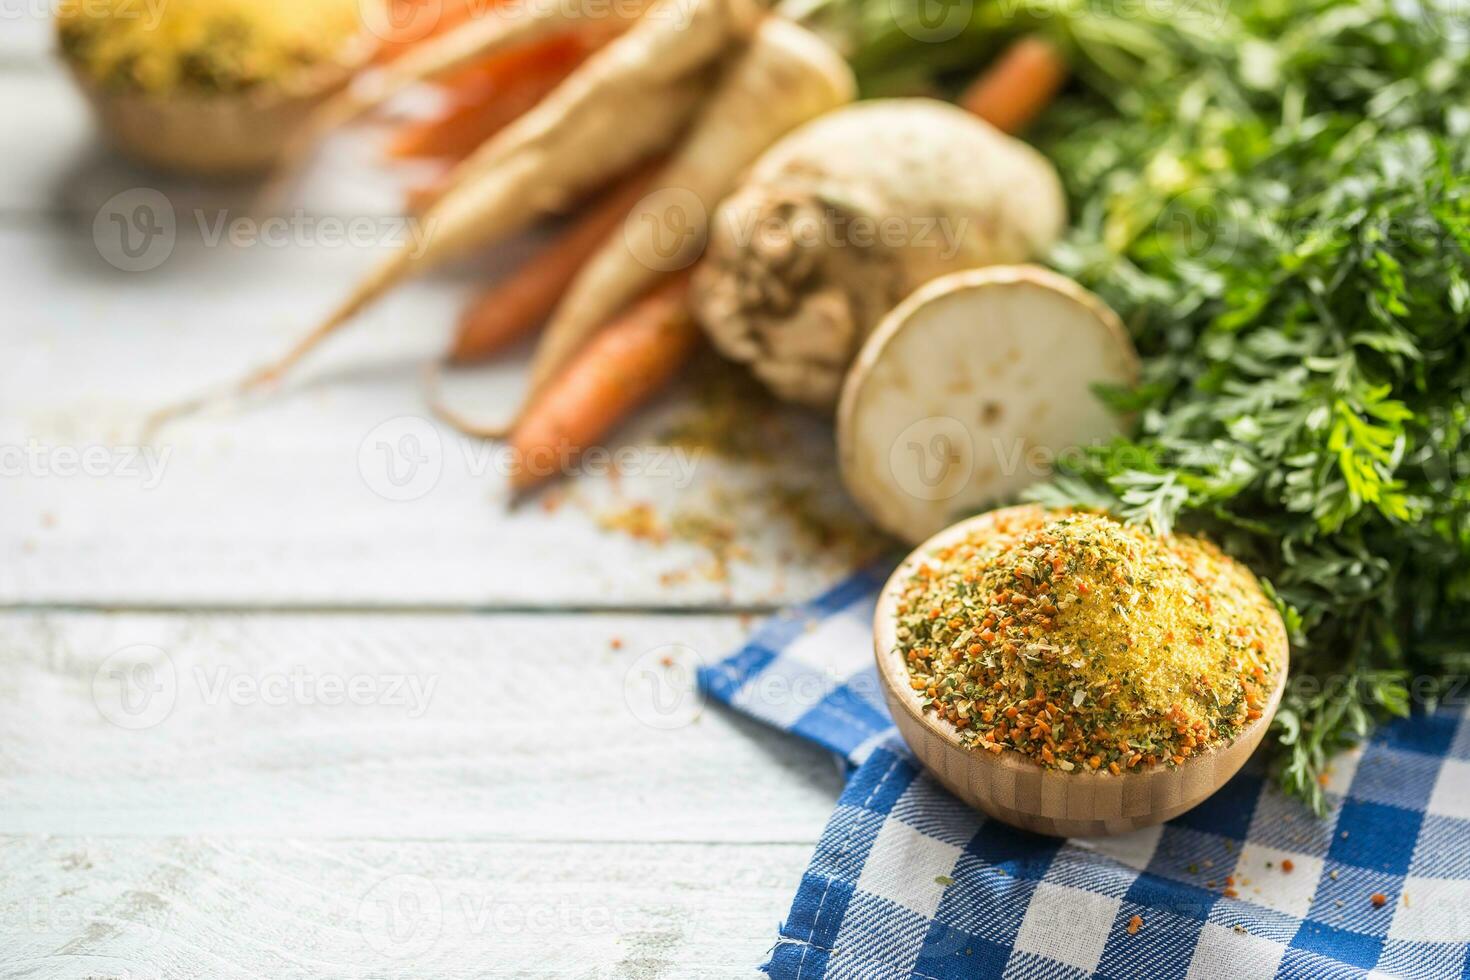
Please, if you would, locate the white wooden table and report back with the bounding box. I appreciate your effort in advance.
[0,18,863,976]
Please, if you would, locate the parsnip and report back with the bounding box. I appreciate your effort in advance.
[835,265,1139,544]
[692,99,1066,410]
[519,16,855,407]
[238,0,762,395]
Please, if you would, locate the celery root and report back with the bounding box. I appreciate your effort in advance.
[692,99,1066,410]
[836,265,1138,543]
[519,16,855,405]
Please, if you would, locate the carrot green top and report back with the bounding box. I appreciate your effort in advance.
[57,0,366,95]
[895,507,1281,774]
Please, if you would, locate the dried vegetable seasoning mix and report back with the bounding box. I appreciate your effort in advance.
[56,0,364,95]
[895,507,1281,773]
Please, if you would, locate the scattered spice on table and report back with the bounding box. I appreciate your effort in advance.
[1126,915,1144,935]
[1281,860,1295,873]
[895,508,1281,772]
[1371,893,1389,908]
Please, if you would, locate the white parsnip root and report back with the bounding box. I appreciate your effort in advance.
[261,0,654,208]
[835,265,1139,544]
[234,0,763,396]
[519,16,856,408]
[692,99,1067,410]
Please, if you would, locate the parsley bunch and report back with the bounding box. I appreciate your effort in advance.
[1025,0,1470,810]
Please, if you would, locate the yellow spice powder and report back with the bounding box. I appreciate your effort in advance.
[896,507,1281,773]
[57,0,367,95]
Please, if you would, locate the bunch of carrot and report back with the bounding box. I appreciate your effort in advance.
[178,0,1071,498]
[464,34,1070,494]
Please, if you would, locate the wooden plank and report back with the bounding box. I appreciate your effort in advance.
[0,612,847,841]
[0,217,872,607]
[0,834,795,978]
[0,9,52,63]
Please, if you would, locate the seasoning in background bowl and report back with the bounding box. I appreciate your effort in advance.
[57,0,375,176]
[874,505,1289,836]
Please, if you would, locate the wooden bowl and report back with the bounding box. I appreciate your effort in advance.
[67,40,371,178]
[874,506,1289,838]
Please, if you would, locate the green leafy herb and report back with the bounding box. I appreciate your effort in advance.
[1026,0,1470,811]
[801,0,1470,811]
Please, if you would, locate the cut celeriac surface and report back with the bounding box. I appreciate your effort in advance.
[836,264,1138,544]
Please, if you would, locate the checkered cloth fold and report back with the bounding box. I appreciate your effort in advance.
[699,562,1470,980]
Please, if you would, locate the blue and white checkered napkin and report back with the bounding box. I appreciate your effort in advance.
[699,563,1470,980]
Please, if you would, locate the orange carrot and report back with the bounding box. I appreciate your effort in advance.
[372,0,478,63]
[388,39,588,160]
[404,171,452,213]
[452,168,658,362]
[507,277,696,492]
[959,36,1069,135]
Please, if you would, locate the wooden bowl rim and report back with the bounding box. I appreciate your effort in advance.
[874,505,1290,786]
